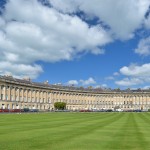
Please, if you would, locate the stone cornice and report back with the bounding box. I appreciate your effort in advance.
[0,75,150,94]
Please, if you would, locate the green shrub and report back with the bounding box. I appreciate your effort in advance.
[54,102,66,110]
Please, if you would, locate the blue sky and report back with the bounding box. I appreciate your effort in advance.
[0,0,150,89]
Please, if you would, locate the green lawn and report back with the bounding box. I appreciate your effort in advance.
[0,112,150,150]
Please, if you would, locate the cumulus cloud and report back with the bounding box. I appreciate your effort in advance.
[115,77,144,86]
[115,63,150,86]
[4,0,111,56]
[142,86,150,89]
[101,84,108,88]
[0,16,5,28]
[120,63,150,77]
[113,72,120,76]
[0,62,43,79]
[48,0,79,13]
[135,37,150,56]
[145,17,150,29]
[80,77,96,85]
[67,77,96,86]
[145,7,150,29]
[0,0,150,79]
[67,80,78,85]
[49,0,150,39]
[0,0,112,78]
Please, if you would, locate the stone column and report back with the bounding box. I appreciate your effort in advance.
[7,86,11,101]
[135,95,138,109]
[133,96,135,109]
[51,92,53,104]
[58,92,60,102]
[13,87,15,101]
[22,89,25,102]
[46,91,48,103]
[0,85,2,100]
[148,95,150,110]
[26,89,28,102]
[39,91,41,103]
[34,90,36,103]
[146,95,148,110]
[44,91,46,103]
[21,89,24,102]
[40,91,42,103]
[137,95,140,109]
[17,88,20,102]
[37,91,39,103]
[48,92,51,104]
[15,88,18,101]
[3,85,6,101]
[30,89,33,103]
[19,88,21,102]
[42,91,45,103]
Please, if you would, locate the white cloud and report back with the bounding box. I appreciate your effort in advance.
[135,37,150,56]
[4,0,111,58]
[145,15,150,29]
[91,48,105,55]
[142,86,150,89]
[67,77,97,86]
[101,84,108,88]
[48,0,79,13]
[120,63,150,77]
[67,80,78,85]
[0,0,150,80]
[145,19,150,29]
[0,62,43,79]
[115,63,150,86]
[0,17,5,28]
[115,77,144,86]
[113,72,119,76]
[0,0,112,78]
[50,0,150,39]
[80,77,96,85]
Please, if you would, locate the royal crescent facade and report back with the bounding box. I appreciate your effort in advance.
[0,75,150,111]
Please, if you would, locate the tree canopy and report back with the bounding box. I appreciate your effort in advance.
[54,102,66,110]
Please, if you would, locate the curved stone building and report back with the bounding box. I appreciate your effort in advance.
[0,75,150,111]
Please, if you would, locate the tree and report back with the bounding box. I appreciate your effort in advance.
[54,102,66,110]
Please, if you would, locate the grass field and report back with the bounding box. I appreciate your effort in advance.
[0,112,150,150]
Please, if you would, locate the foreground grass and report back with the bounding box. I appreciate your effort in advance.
[0,112,150,150]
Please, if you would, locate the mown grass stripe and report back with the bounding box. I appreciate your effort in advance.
[51,113,124,150]
[0,113,113,135]
[0,113,150,150]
